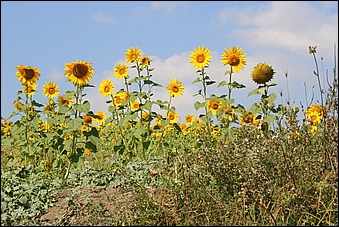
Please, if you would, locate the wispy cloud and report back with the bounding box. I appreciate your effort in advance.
[150,1,185,13]
[48,67,64,81]
[92,12,117,24]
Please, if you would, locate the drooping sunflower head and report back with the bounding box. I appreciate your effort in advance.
[220,46,247,72]
[42,81,60,99]
[64,61,94,87]
[125,47,142,64]
[113,62,129,80]
[58,95,74,107]
[139,55,151,68]
[251,63,275,84]
[23,82,38,97]
[166,78,184,98]
[167,111,179,124]
[190,46,212,69]
[16,65,41,85]
[99,79,114,97]
[185,114,195,125]
[14,100,23,112]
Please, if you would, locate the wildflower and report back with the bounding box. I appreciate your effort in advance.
[113,62,129,80]
[125,47,142,63]
[142,111,150,121]
[251,63,275,84]
[309,45,317,54]
[16,64,41,85]
[139,55,151,68]
[64,61,94,87]
[83,115,93,124]
[23,82,38,97]
[185,114,195,125]
[130,100,140,111]
[220,46,247,72]
[305,104,323,122]
[42,81,60,98]
[208,99,221,115]
[58,95,73,107]
[99,79,114,97]
[239,111,259,125]
[190,46,212,69]
[166,78,184,98]
[93,111,106,125]
[167,111,179,124]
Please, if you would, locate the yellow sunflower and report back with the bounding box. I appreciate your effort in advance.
[42,81,60,98]
[167,111,179,124]
[139,55,151,68]
[125,47,142,63]
[64,61,94,87]
[190,46,212,69]
[14,100,23,112]
[93,111,106,125]
[113,62,129,80]
[166,78,184,98]
[16,65,41,85]
[208,99,221,115]
[99,79,114,97]
[185,114,195,125]
[220,46,247,72]
[130,100,140,111]
[251,63,275,84]
[239,111,259,125]
[23,82,38,97]
[306,104,323,125]
[58,95,74,107]
[83,115,93,125]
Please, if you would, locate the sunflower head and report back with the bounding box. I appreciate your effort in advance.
[99,79,114,97]
[130,100,140,111]
[185,114,195,125]
[166,78,184,98]
[93,111,106,125]
[42,81,60,99]
[139,55,151,68]
[64,61,94,87]
[16,65,41,85]
[220,46,247,72]
[190,46,212,69]
[83,115,93,124]
[251,63,275,84]
[23,82,38,97]
[113,62,129,80]
[125,47,142,63]
[167,111,179,124]
[58,95,73,108]
[207,99,220,115]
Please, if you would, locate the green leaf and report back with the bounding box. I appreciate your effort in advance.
[194,101,204,110]
[192,78,201,84]
[248,88,260,97]
[217,81,227,87]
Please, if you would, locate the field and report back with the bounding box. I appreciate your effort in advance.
[1,45,338,226]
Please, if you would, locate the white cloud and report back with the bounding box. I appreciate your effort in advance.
[150,1,185,13]
[48,67,64,81]
[92,12,116,24]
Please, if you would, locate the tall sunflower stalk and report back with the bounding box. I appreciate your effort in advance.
[64,60,94,179]
[190,46,213,139]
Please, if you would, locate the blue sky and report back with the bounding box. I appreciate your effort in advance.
[1,1,338,124]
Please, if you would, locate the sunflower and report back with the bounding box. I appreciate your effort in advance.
[239,111,259,125]
[113,62,129,80]
[130,100,140,111]
[42,81,60,98]
[93,111,106,125]
[23,82,38,97]
[306,104,323,126]
[16,65,41,85]
[190,46,212,69]
[58,95,74,107]
[140,55,151,68]
[166,78,184,98]
[64,61,94,87]
[83,115,93,125]
[167,111,179,124]
[125,47,142,63]
[208,99,220,115]
[99,79,114,97]
[14,100,23,112]
[185,114,195,125]
[220,46,247,72]
[251,63,275,84]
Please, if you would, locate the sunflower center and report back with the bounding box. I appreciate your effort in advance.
[131,54,137,61]
[104,86,110,92]
[119,69,125,74]
[196,54,205,63]
[229,55,240,66]
[212,103,219,110]
[169,115,174,120]
[244,114,253,124]
[49,88,55,94]
[73,64,88,78]
[172,86,179,93]
[24,69,35,79]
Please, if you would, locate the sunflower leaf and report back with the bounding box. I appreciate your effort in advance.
[192,78,201,84]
